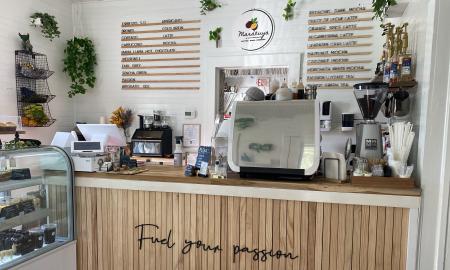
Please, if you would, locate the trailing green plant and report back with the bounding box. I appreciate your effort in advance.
[200,0,222,15]
[209,27,222,48]
[63,37,97,98]
[30,12,61,41]
[282,0,297,21]
[372,0,397,21]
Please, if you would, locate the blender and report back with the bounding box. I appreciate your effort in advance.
[353,82,388,159]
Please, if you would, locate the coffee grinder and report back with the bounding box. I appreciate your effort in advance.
[353,82,388,159]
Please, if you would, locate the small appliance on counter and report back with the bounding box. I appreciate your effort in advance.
[321,152,347,181]
[353,82,388,160]
[228,100,320,179]
[320,101,332,132]
[67,124,126,172]
[131,114,173,157]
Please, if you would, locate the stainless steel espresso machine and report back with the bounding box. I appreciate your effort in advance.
[353,82,388,159]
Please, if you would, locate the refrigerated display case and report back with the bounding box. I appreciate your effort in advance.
[0,146,74,269]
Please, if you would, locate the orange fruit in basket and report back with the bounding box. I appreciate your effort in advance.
[22,117,29,126]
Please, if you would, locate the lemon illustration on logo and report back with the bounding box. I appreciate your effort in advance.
[245,18,258,31]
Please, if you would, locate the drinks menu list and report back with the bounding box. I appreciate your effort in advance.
[121,18,201,91]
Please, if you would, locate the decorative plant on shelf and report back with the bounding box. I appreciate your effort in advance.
[110,107,134,141]
[30,12,61,41]
[209,27,222,48]
[200,0,222,15]
[372,0,397,21]
[63,37,97,98]
[282,0,297,21]
[18,33,33,53]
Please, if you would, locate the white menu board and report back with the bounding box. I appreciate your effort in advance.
[305,6,377,90]
[121,18,201,90]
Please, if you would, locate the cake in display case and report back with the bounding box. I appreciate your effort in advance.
[0,146,74,269]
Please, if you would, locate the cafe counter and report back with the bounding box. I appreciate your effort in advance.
[74,166,421,270]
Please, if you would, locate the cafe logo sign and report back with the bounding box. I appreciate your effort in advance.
[234,8,275,51]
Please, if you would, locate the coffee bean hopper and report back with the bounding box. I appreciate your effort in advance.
[353,82,388,159]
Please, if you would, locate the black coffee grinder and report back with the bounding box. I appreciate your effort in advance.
[131,113,173,157]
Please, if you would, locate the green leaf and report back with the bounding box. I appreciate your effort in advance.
[62,37,97,98]
[283,0,296,21]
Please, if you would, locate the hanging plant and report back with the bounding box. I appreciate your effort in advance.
[63,37,97,98]
[282,0,297,21]
[30,12,61,41]
[372,0,397,21]
[209,27,222,48]
[200,0,222,15]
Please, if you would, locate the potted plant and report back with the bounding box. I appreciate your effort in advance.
[200,0,222,15]
[110,107,134,141]
[209,27,222,48]
[372,0,397,21]
[30,12,61,41]
[63,37,97,98]
[282,0,297,21]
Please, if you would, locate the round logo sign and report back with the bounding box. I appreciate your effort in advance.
[234,9,275,51]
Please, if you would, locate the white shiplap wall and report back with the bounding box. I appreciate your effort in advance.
[72,0,383,152]
[0,0,75,144]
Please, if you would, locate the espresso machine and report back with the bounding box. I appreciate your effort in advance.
[131,112,173,157]
[353,83,388,159]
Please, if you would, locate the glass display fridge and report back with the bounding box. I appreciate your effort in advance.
[0,146,74,269]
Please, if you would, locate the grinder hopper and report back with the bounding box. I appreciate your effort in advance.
[353,83,389,120]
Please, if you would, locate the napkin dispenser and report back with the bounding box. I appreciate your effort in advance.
[228,100,320,179]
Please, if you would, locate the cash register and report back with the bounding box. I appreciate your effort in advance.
[52,124,126,172]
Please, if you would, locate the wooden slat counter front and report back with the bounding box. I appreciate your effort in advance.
[74,167,421,270]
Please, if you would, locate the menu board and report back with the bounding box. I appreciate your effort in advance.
[305,6,376,90]
[121,18,201,90]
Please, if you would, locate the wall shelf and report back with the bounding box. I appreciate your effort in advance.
[308,34,372,41]
[309,9,373,17]
[15,51,55,127]
[389,80,417,88]
[121,19,201,28]
[307,60,372,66]
[122,72,200,77]
[307,43,372,49]
[121,42,200,49]
[121,50,200,56]
[308,52,372,58]
[309,26,373,33]
[308,69,371,74]
[122,28,200,35]
[121,65,200,70]
[308,17,372,25]
[121,57,200,63]
[122,86,200,90]
[308,77,372,82]
[317,86,353,89]
[121,35,201,42]
[123,79,200,83]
